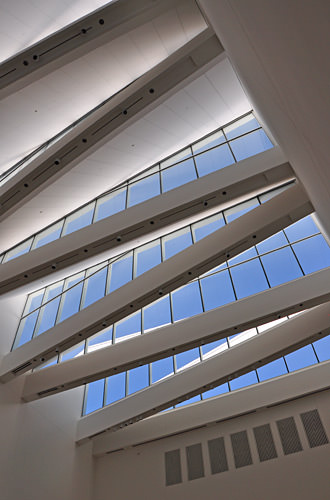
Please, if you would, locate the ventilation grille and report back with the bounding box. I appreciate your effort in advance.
[253,423,277,462]
[186,443,204,480]
[164,408,329,485]
[276,417,303,455]
[230,430,253,468]
[208,437,228,474]
[164,449,182,486]
[300,409,329,448]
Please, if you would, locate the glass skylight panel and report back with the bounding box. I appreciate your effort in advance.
[229,129,273,161]
[128,365,149,395]
[86,327,113,353]
[192,213,225,242]
[114,311,141,343]
[224,197,259,223]
[143,295,172,333]
[94,187,127,222]
[161,157,197,192]
[194,143,234,177]
[107,252,133,293]
[192,130,226,155]
[81,264,107,309]
[160,148,192,169]
[151,357,174,383]
[200,271,236,311]
[62,203,95,236]
[127,173,161,207]
[106,372,126,405]
[171,282,203,322]
[134,240,161,277]
[31,221,64,250]
[2,238,33,263]
[34,282,64,337]
[224,114,260,140]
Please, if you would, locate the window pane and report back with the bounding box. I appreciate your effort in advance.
[176,348,200,371]
[151,357,174,383]
[230,259,269,299]
[35,282,63,335]
[261,247,303,287]
[200,270,235,311]
[128,365,149,395]
[171,282,203,322]
[203,383,229,399]
[134,240,161,277]
[161,148,191,169]
[192,213,225,242]
[313,335,330,362]
[285,345,318,372]
[224,198,259,223]
[161,158,197,192]
[256,231,288,254]
[106,372,126,404]
[94,187,126,222]
[192,130,225,155]
[114,311,141,342]
[257,358,288,381]
[143,295,171,332]
[201,339,228,359]
[284,215,319,243]
[32,221,64,249]
[176,395,201,407]
[87,327,113,353]
[127,173,160,207]
[230,129,273,161]
[229,371,258,390]
[3,238,33,262]
[194,144,234,177]
[61,342,85,362]
[57,273,84,322]
[81,265,107,308]
[224,114,259,140]
[15,311,40,347]
[62,203,95,236]
[108,253,133,293]
[293,235,330,274]
[84,379,105,414]
[228,328,258,347]
[228,247,258,266]
[259,183,292,203]
[163,227,192,260]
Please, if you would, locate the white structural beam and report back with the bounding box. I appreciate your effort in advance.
[0,0,183,99]
[92,361,330,455]
[0,29,222,221]
[0,147,292,295]
[76,303,330,442]
[198,0,330,240]
[0,183,311,380]
[23,268,330,402]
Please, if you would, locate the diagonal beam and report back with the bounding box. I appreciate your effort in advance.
[92,361,330,455]
[0,0,185,99]
[23,267,330,402]
[0,147,292,295]
[0,29,222,221]
[0,183,311,380]
[76,302,330,442]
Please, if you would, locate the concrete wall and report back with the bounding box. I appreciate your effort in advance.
[0,294,93,500]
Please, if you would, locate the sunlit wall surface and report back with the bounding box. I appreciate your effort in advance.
[0,112,272,264]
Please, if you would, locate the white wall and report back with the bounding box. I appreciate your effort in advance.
[0,294,93,500]
[93,390,330,500]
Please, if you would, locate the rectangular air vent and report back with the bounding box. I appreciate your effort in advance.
[186,443,204,481]
[276,416,303,455]
[253,424,278,462]
[164,449,182,486]
[230,430,253,468]
[208,437,228,474]
[300,409,329,448]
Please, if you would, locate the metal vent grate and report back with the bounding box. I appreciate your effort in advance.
[230,430,253,468]
[253,424,278,462]
[276,417,303,455]
[300,409,329,448]
[164,449,182,486]
[186,443,205,481]
[208,437,228,474]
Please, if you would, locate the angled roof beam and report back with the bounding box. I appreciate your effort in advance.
[0,183,311,381]
[0,147,293,295]
[0,0,186,99]
[23,267,330,402]
[92,361,330,455]
[0,29,222,221]
[76,302,330,442]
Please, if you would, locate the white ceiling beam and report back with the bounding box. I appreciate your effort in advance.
[0,183,311,380]
[0,0,185,99]
[23,266,330,402]
[0,29,222,222]
[92,360,330,455]
[76,302,330,442]
[0,147,292,295]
